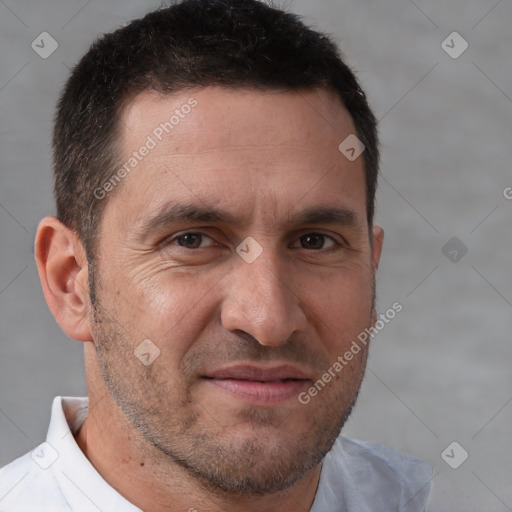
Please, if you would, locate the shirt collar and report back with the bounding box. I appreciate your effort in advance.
[45,396,432,512]
[310,436,433,512]
[46,396,142,511]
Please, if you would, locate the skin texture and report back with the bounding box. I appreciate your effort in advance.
[35,87,383,512]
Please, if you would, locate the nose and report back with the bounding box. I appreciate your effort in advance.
[220,248,308,347]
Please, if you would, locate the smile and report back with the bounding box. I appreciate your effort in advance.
[201,364,311,403]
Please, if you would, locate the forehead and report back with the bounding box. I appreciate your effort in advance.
[105,87,366,230]
[121,87,358,159]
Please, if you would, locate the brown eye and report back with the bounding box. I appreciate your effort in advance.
[175,233,207,249]
[299,233,333,250]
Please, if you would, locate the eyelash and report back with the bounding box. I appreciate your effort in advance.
[165,231,344,251]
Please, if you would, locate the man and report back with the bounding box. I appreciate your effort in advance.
[0,0,432,510]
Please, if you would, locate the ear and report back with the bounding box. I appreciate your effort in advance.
[35,216,93,342]
[369,224,384,327]
[371,224,384,271]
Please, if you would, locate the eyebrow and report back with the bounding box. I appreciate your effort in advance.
[136,201,361,237]
[138,202,241,234]
[285,205,359,228]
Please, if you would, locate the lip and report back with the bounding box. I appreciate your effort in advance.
[203,364,310,381]
[201,364,311,404]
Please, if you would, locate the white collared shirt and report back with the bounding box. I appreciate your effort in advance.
[0,397,432,511]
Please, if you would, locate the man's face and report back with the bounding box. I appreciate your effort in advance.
[88,87,382,495]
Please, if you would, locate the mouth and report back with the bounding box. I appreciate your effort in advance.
[201,364,311,403]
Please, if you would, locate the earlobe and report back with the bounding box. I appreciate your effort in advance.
[35,216,93,342]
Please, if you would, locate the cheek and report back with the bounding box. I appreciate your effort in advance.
[305,266,375,350]
[111,268,224,356]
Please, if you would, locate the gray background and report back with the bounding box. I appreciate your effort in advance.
[1,1,511,510]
